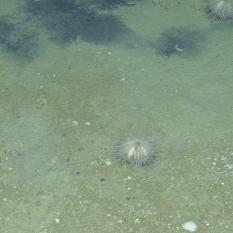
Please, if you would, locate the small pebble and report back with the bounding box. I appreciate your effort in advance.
[72,121,79,127]
[55,218,60,223]
[135,218,140,223]
[203,220,210,226]
[182,221,198,232]
[105,159,112,166]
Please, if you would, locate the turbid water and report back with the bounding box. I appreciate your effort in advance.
[0,0,232,232]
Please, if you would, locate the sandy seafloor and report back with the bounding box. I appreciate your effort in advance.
[0,0,232,232]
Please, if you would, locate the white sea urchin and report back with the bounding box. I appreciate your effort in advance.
[115,137,156,167]
[208,0,233,19]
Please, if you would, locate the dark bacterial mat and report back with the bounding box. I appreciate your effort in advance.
[1,0,229,61]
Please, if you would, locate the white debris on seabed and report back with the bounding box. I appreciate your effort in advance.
[182,221,198,232]
[72,120,79,127]
[105,159,112,166]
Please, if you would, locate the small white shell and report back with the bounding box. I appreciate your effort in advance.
[182,221,198,232]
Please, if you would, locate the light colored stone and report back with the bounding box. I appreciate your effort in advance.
[182,221,198,232]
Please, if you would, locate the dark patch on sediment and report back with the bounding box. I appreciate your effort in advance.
[26,0,87,44]
[97,0,134,9]
[25,0,132,45]
[79,0,135,10]
[80,14,131,44]
[156,27,205,57]
[0,0,145,60]
[0,16,38,59]
[0,18,13,44]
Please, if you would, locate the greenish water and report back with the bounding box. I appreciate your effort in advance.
[0,0,232,232]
